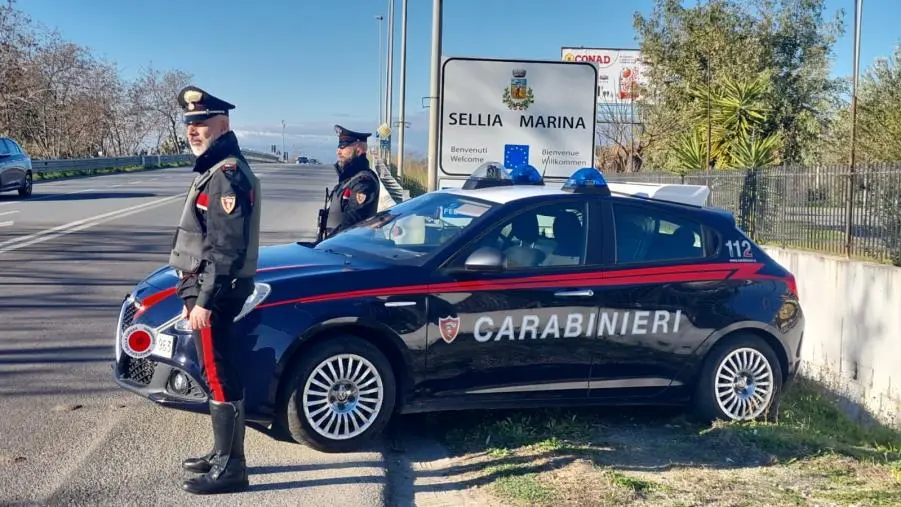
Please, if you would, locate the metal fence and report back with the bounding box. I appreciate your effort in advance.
[604,163,901,266]
[29,149,282,174]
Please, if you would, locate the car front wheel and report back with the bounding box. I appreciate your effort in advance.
[280,335,396,452]
[693,333,783,423]
[18,172,32,197]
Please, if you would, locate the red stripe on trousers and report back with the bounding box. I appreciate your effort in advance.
[200,327,225,402]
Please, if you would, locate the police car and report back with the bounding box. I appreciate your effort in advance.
[113,164,804,452]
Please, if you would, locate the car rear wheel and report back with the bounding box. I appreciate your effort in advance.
[693,333,783,423]
[18,172,32,197]
[279,335,396,452]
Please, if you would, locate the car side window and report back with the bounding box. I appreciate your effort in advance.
[459,201,589,269]
[612,202,705,263]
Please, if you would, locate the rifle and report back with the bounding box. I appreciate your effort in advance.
[316,186,331,243]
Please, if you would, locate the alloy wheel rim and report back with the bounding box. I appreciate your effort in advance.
[302,353,383,440]
[714,347,774,420]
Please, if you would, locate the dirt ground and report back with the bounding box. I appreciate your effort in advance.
[389,378,901,507]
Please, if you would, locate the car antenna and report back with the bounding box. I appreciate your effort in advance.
[540,155,549,180]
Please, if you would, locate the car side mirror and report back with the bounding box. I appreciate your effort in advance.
[463,246,506,273]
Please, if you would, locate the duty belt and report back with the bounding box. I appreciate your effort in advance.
[176,270,239,288]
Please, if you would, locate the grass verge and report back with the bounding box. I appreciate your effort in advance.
[33,162,187,182]
[384,157,428,197]
[407,377,901,506]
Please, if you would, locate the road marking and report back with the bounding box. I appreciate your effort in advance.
[0,210,19,217]
[0,220,13,227]
[0,187,98,207]
[0,193,186,254]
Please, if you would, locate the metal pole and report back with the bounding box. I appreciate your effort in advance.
[845,0,862,257]
[396,0,408,178]
[385,0,395,163]
[426,0,442,192]
[376,15,383,127]
[281,120,286,162]
[705,1,712,171]
[629,94,635,172]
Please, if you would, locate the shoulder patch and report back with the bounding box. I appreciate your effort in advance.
[220,193,237,214]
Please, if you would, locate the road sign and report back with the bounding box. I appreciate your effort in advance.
[561,47,649,104]
[439,57,597,182]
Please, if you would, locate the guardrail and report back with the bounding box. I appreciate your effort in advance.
[373,159,409,203]
[28,149,281,174]
[241,149,282,163]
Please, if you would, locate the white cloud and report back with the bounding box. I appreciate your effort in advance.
[232,112,431,163]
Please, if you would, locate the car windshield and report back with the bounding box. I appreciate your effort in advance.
[314,191,496,264]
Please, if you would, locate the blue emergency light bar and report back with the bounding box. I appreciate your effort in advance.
[561,167,611,195]
[462,162,544,189]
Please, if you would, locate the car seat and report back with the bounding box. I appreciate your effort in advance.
[503,213,545,267]
[542,210,584,265]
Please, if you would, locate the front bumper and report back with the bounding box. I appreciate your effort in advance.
[112,295,211,414]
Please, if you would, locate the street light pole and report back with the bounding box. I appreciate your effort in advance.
[396,0,408,178]
[426,0,442,192]
[281,120,286,162]
[385,0,395,156]
[845,0,863,257]
[376,15,384,127]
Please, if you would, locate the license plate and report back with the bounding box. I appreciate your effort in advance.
[152,333,175,359]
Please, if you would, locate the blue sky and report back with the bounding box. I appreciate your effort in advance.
[17,0,901,162]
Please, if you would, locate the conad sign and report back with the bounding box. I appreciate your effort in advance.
[560,47,649,104]
[562,51,616,66]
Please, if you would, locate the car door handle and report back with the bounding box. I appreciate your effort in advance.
[384,301,417,307]
[554,289,594,297]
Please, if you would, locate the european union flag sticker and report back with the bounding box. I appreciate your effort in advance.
[504,144,529,169]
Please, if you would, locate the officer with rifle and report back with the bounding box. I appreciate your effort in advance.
[167,85,261,495]
[316,125,380,241]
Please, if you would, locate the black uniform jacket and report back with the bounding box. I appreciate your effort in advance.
[325,155,380,236]
[169,131,261,308]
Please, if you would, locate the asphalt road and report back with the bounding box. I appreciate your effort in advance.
[0,163,417,506]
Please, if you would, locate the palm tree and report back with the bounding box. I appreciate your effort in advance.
[673,73,782,170]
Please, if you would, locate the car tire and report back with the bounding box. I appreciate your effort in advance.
[18,172,32,198]
[279,335,396,453]
[693,333,783,423]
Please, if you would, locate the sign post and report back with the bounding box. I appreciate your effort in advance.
[438,57,597,188]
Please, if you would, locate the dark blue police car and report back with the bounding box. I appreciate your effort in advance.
[113,164,804,452]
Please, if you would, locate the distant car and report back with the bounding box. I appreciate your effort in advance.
[0,136,32,197]
[296,157,309,164]
[112,164,804,453]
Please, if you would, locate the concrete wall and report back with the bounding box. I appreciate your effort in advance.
[762,247,901,429]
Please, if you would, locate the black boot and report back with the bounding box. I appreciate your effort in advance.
[182,449,215,473]
[182,399,249,495]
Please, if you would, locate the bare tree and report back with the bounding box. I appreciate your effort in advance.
[134,66,193,154]
[595,89,681,173]
[0,4,193,159]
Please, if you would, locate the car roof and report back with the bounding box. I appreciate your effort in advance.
[441,184,570,204]
[439,181,712,209]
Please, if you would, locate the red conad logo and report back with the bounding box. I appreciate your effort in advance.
[563,52,613,65]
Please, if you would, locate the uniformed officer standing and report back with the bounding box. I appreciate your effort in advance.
[168,85,261,495]
[321,125,381,238]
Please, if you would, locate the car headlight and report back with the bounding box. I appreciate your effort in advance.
[172,282,271,333]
